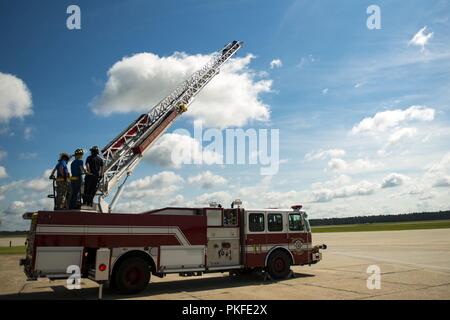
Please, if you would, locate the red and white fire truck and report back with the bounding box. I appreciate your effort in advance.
[21,203,326,294]
[20,41,326,294]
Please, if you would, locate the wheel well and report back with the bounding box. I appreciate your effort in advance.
[264,247,294,267]
[112,250,156,277]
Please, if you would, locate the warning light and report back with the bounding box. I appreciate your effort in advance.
[99,264,107,272]
[291,205,303,211]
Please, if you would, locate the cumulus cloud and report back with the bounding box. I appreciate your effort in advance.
[270,59,282,69]
[327,158,381,174]
[305,149,346,161]
[426,152,450,188]
[123,171,184,199]
[143,132,222,168]
[3,198,53,216]
[0,166,7,179]
[192,191,233,207]
[387,127,417,146]
[188,171,227,189]
[24,169,53,191]
[311,180,377,203]
[409,26,433,52]
[91,51,271,128]
[351,106,435,135]
[0,169,52,198]
[0,72,33,123]
[4,201,27,215]
[381,173,409,188]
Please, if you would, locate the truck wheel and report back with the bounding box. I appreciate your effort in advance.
[266,251,291,280]
[115,257,150,294]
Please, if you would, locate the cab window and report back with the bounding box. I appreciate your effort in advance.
[289,214,304,231]
[249,213,264,232]
[268,213,283,232]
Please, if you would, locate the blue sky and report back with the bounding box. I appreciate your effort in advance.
[1,0,450,230]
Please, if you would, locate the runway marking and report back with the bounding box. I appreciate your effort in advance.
[330,251,450,273]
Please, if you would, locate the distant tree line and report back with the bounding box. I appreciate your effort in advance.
[309,210,450,226]
[0,230,29,236]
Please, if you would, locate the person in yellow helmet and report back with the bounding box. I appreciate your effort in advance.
[69,148,86,209]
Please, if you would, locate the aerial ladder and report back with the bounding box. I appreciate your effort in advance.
[90,40,243,213]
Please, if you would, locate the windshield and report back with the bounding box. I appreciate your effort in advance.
[302,214,311,232]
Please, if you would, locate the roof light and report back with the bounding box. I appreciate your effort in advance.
[291,205,303,211]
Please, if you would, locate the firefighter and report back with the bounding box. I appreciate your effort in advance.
[49,152,71,210]
[83,146,104,206]
[69,148,85,209]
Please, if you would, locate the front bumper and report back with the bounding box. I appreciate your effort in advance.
[310,244,327,264]
[312,252,322,262]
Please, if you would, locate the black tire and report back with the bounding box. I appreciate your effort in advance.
[266,251,291,280]
[114,257,150,294]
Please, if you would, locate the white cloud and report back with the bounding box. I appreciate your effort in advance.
[4,201,27,215]
[3,198,53,216]
[123,171,184,199]
[188,171,227,189]
[0,72,33,123]
[351,106,435,135]
[409,26,433,52]
[192,191,233,207]
[143,133,222,168]
[381,173,409,188]
[0,166,7,179]
[427,152,450,174]
[327,158,381,174]
[24,169,52,191]
[425,153,450,188]
[305,149,346,161]
[311,180,377,203]
[91,51,271,128]
[270,59,282,69]
[127,171,183,190]
[23,127,33,140]
[387,127,417,146]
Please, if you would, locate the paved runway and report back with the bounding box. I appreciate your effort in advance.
[0,229,449,299]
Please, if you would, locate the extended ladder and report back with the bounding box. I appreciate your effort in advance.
[97,41,243,212]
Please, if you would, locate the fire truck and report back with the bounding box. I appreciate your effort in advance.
[20,41,327,294]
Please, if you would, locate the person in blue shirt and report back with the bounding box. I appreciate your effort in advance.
[83,146,104,206]
[69,148,85,209]
[49,152,71,210]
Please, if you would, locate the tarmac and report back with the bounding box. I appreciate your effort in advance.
[0,228,449,300]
